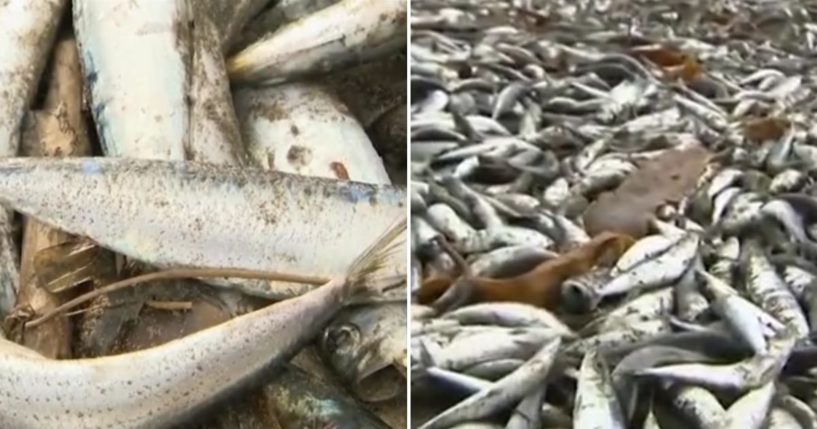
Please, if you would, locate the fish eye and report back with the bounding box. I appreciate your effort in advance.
[326,325,359,349]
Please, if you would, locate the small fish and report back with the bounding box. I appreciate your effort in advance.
[0,0,65,316]
[720,382,775,429]
[573,349,626,429]
[666,384,725,428]
[418,338,561,429]
[599,234,699,297]
[74,0,189,159]
[743,241,809,339]
[442,302,573,336]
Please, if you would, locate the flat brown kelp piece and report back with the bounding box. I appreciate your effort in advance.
[420,232,635,311]
[583,145,713,237]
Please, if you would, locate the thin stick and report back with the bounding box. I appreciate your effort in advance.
[146,300,194,311]
[25,267,331,329]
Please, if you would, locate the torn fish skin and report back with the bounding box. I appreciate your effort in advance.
[227,0,407,84]
[74,0,190,160]
[0,158,406,297]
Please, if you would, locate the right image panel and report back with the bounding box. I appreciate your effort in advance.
[410,1,812,428]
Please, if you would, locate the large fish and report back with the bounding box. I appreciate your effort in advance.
[264,365,391,428]
[0,0,66,316]
[320,302,407,401]
[0,157,405,298]
[227,0,406,84]
[74,0,190,159]
[234,82,390,183]
[0,219,403,429]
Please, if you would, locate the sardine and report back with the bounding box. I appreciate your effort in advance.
[573,349,626,429]
[418,338,560,429]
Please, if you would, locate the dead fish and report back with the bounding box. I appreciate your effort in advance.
[441,302,573,336]
[74,0,190,159]
[418,338,561,429]
[188,10,248,166]
[0,0,65,317]
[263,364,391,429]
[233,82,390,183]
[599,233,699,297]
[236,0,341,51]
[199,0,273,51]
[743,241,809,339]
[320,302,406,402]
[720,382,776,429]
[227,0,406,84]
[574,349,626,429]
[0,220,401,428]
[0,158,405,298]
[0,0,65,155]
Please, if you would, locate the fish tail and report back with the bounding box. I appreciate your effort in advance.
[343,216,407,300]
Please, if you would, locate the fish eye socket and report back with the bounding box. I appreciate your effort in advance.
[328,326,359,348]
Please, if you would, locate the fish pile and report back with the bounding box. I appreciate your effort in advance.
[0,0,406,428]
[411,0,817,428]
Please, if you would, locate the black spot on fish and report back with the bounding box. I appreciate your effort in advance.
[86,70,98,85]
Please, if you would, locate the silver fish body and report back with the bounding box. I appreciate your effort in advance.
[419,338,561,429]
[320,302,406,402]
[228,0,406,84]
[234,82,390,183]
[0,267,369,428]
[574,349,626,429]
[0,158,405,297]
[0,0,65,316]
[74,0,190,159]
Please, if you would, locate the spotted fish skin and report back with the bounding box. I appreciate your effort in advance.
[0,158,405,297]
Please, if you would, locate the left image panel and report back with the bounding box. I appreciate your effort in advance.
[0,1,407,428]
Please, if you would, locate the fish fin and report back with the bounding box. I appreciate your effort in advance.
[344,217,407,300]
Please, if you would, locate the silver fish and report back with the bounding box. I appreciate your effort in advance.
[74,0,190,159]
[574,349,625,429]
[228,0,406,84]
[320,302,406,402]
[0,158,405,298]
[418,338,561,429]
[233,82,390,183]
[0,0,65,316]
[0,221,400,428]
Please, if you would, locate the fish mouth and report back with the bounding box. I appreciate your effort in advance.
[351,363,405,402]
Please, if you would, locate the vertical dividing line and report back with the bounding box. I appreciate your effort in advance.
[405,0,413,425]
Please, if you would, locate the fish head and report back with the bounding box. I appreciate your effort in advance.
[320,303,406,402]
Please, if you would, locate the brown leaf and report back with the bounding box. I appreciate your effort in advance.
[744,116,790,141]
